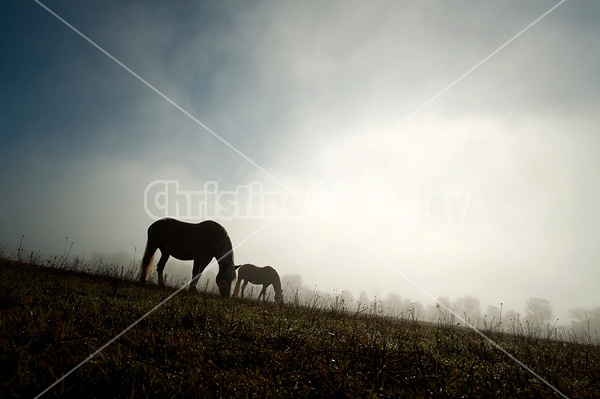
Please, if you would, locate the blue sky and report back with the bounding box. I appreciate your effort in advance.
[1,0,599,321]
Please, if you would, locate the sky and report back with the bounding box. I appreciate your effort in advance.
[1,0,599,322]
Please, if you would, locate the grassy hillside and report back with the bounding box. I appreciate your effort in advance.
[1,259,599,398]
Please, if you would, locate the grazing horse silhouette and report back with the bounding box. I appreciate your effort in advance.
[138,218,236,297]
[233,264,283,305]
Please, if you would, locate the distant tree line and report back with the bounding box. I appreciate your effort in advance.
[280,273,599,338]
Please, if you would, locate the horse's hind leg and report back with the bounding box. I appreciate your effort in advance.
[156,252,170,288]
[190,257,211,291]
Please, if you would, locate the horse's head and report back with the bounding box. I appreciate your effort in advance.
[275,289,284,305]
[216,265,236,298]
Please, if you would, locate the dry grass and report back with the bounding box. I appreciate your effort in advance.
[1,258,599,398]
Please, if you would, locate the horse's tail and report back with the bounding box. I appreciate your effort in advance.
[139,238,158,282]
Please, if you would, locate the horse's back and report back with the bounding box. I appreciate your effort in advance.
[147,219,232,260]
[237,263,257,277]
[236,263,254,281]
[149,218,224,233]
[238,264,277,284]
[149,219,228,240]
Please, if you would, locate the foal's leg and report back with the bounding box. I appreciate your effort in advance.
[241,280,248,298]
[233,279,242,298]
[190,257,211,291]
[156,253,170,288]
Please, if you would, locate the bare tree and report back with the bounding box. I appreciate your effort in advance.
[452,296,481,321]
[358,290,370,308]
[524,297,553,326]
[340,290,355,305]
[569,307,600,334]
[382,293,403,313]
[437,296,451,308]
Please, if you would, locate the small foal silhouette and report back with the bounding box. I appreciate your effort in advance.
[233,264,283,305]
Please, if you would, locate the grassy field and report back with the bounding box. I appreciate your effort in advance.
[1,258,599,398]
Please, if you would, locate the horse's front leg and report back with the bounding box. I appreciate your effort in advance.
[156,253,170,288]
[258,285,267,301]
[190,257,210,291]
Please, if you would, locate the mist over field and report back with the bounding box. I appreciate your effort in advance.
[1,0,600,326]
